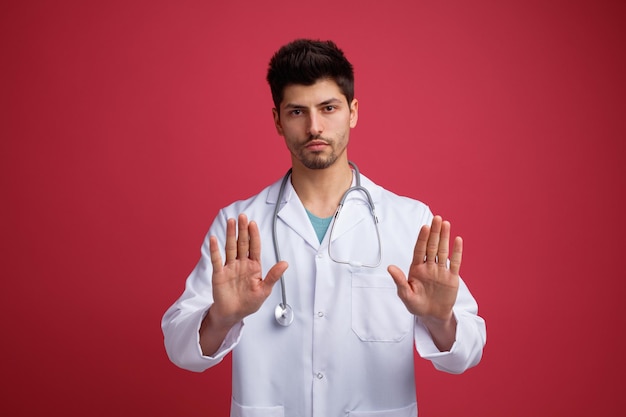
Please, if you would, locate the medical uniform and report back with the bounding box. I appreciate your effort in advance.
[162,172,486,417]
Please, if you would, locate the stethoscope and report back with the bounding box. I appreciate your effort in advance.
[272,161,382,326]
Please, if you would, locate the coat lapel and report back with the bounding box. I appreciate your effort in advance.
[328,174,383,243]
[266,175,321,250]
[265,171,384,249]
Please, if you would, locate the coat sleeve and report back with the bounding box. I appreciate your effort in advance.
[161,209,245,372]
[413,277,487,374]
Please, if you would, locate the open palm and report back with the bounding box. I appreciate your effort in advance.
[388,215,461,322]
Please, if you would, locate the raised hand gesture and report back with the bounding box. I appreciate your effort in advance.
[388,215,462,351]
[200,214,288,356]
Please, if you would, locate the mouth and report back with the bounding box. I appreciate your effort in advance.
[305,139,329,152]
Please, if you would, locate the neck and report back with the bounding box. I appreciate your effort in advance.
[290,159,353,218]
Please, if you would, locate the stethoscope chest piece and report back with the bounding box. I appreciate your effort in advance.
[274,303,294,326]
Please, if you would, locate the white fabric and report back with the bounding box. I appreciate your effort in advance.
[162,173,486,417]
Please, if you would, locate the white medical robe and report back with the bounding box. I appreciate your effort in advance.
[162,173,486,417]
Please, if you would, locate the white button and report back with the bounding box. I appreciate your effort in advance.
[316,253,323,258]
[317,311,324,317]
[316,372,324,379]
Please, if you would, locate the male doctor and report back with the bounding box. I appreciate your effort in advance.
[162,39,486,417]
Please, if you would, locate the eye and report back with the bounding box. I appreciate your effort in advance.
[290,109,303,116]
[323,105,336,112]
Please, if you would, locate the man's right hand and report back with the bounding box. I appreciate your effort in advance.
[199,213,288,356]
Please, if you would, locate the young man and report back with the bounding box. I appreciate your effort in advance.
[162,39,486,417]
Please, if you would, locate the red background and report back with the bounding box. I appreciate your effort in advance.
[2,0,625,415]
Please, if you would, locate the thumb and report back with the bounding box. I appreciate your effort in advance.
[264,261,289,288]
[387,265,408,290]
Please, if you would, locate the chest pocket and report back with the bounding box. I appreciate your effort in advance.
[351,273,413,342]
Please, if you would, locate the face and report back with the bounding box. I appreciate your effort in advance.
[273,79,358,170]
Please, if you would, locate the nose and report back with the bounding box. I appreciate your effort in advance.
[307,112,323,137]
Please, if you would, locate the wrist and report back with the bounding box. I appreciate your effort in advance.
[420,311,455,329]
[420,312,457,352]
[203,305,241,334]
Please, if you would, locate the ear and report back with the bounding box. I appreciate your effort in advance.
[272,108,284,136]
[349,99,358,128]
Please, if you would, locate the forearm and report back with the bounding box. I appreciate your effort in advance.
[415,279,487,374]
[199,306,240,357]
[162,304,239,372]
[420,313,457,352]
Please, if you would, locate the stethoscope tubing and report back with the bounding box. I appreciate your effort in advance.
[272,161,380,326]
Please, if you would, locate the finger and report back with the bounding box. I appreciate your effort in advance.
[449,236,463,275]
[426,215,442,264]
[263,261,289,290]
[208,235,224,273]
[438,220,451,267]
[248,220,261,262]
[237,213,250,260]
[413,225,430,265]
[387,265,409,292]
[224,218,237,264]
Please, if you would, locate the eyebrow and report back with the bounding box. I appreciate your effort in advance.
[283,98,343,109]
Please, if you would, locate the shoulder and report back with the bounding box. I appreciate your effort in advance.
[362,174,432,222]
[217,176,285,218]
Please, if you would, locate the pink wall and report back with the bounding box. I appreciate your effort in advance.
[2,0,625,415]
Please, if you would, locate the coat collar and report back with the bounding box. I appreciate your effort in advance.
[266,169,383,248]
